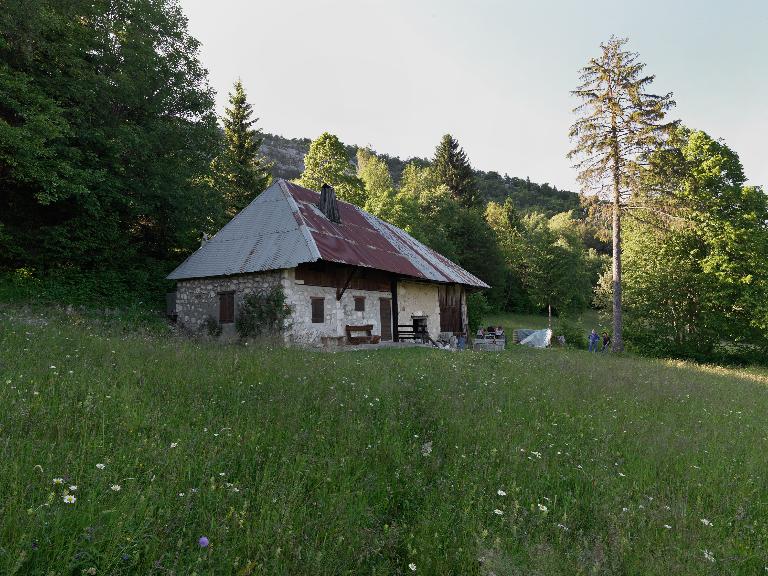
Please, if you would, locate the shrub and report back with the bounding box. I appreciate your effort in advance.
[555,315,587,349]
[466,291,491,335]
[201,316,221,338]
[236,286,291,339]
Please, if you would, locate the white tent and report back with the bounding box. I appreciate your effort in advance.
[520,328,552,348]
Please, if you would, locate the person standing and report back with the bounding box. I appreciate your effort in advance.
[601,332,612,352]
[588,329,600,352]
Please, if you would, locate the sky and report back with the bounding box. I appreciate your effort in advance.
[180,0,767,192]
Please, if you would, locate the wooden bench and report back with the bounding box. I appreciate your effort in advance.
[345,324,379,345]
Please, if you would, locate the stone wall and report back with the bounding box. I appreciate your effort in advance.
[396,281,441,339]
[175,271,283,337]
[282,268,392,346]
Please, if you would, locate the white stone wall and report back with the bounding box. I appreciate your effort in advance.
[175,271,283,337]
[396,281,441,339]
[282,268,393,346]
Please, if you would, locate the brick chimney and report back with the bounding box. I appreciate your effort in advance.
[318,183,341,223]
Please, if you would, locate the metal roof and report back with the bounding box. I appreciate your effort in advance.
[167,179,489,288]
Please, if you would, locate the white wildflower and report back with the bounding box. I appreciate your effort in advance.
[700,518,712,527]
[63,494,76,504]
[408,563,416,571]
[110,484,121,491]
[493,509,504,515]
[703,549,715,562]
[52,477,64,485]
[663,524,672,529]
[170,442,178,448]
[69,485,77,491]
[537,503,548,512]
[96,463,105,470]
[497,489,507,496]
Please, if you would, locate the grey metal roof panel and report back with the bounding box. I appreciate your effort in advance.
[166,182,318,280]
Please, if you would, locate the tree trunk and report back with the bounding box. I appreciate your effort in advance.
[611,137,624,352]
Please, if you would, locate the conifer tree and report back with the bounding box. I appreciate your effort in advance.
[214,80,272,217]
[432,134,479,208]
[297,133,365,206]
[568,37,677,351]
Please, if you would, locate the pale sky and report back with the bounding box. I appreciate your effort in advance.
[181,0,767,192]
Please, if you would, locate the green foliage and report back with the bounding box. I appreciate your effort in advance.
[212,80,272,218]
[486,203,595,315]
[235,285,291,339]
[201,315,222,338]
[356,148,396,219]
[554,314,587,349]
[622,127,768,363]
[297,132,365,206]
[0,0,222,291]
[466,291,490,334]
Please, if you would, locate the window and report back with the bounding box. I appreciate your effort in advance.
[219,291,235,324]
[354,296,365,312]
[311,297,324,323]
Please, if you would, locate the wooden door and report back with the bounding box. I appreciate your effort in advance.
[379,298,392,341]
[438,285,462,333]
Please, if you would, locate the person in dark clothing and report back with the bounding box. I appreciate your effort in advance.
[601,332,611,352]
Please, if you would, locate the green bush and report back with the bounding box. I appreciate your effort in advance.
[555,315,587,349]
[466,291,490,335]
[236,286,291,339]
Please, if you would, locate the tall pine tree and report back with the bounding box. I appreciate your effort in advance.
[213,80,272,217]
[433,134,479,208]
[568,37,677,351]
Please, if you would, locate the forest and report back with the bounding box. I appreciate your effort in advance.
[1,0,766,364]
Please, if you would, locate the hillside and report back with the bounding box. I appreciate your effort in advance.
[260,133,580,217]
[2,306,766,574]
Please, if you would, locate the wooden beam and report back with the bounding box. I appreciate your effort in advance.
[336,267,357,301]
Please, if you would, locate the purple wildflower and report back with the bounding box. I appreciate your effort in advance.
[198,536,209,548]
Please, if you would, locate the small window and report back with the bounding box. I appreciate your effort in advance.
[354,296,365,312]
[311,297,324,323]
[219,291,234,324]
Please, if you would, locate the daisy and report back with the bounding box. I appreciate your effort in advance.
[110,484,121,491]
[52,477,64,485]
[538,504,548,512]
[63,494,76,504]
[69,485,77,491]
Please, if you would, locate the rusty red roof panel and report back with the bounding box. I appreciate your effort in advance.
[282,181,489,288]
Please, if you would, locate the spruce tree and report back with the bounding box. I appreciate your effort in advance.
[568,37,677,352]
[432,134,479,208]
[214,80,272,217]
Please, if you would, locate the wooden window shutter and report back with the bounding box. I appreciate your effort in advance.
[311,297,324,323]
[354,296,365,312]
[219,292,234,324]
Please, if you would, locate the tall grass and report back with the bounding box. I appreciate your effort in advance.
[1,307,766,574]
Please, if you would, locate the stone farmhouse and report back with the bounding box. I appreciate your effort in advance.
[167,179,489,345]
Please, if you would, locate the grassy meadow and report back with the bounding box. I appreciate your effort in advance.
[1,306,767,575]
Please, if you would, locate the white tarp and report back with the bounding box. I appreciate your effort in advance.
[520,328,552,348]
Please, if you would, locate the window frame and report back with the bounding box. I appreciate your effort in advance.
[311,297,325,324]
[353,296,366,312]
